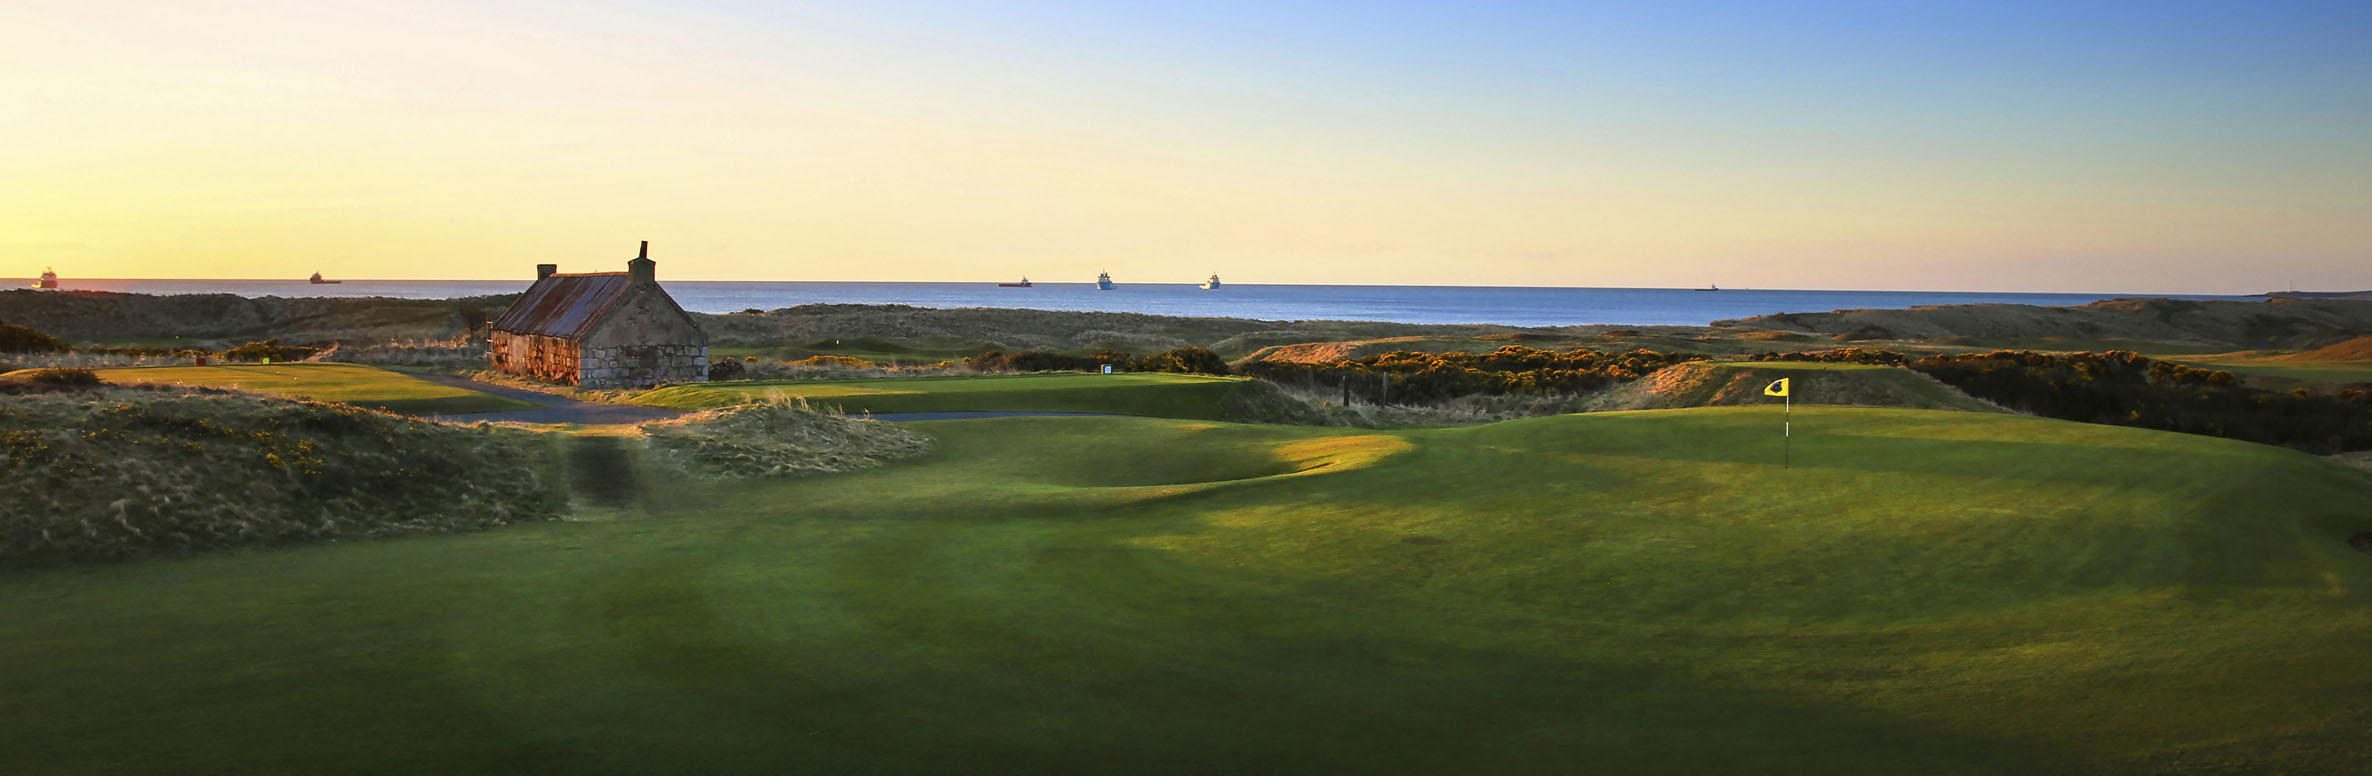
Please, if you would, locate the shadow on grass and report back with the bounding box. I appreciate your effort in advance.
[417,521,2109,775]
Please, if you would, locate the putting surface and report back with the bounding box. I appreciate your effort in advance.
[635,371,1250,418]
[55,363,539,415]
[4,408,2371,773]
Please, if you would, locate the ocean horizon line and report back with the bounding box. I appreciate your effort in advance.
[5,277,2269,299]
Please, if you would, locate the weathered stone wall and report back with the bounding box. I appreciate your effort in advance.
[578,282,710,389]
[576,344,709,389]
[489,277,708,389]
[488,331,581,383]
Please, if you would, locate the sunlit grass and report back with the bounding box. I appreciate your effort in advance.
[50,363,537,414]
[3,407,2368,772]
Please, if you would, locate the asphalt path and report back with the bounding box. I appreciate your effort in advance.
[849,411,1132,422]
[413,374,686,425]
[415,375,1139,425]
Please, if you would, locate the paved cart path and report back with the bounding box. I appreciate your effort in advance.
[414,374,686,425]
[417,375,1141,425]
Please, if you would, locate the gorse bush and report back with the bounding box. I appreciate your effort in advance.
[317,337,485,368]
[0,323,70,354]
[20,368,102,387]
[965,346,1231,375]
[222,338,321,362]
[0,388,565,567]
[1241,346,1708,404]
[789,355,876,369]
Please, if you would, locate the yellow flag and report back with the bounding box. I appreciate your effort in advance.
[1764,378,1789,397]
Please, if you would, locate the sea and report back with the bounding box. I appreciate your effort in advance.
[6,278,2246,328]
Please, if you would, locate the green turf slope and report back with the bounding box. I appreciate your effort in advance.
[634,372,1252,419]
[50,363,538,415]
[1586,360,2003,413]
[2,408,2369,773]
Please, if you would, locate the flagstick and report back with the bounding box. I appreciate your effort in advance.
[1783,392,1791,469]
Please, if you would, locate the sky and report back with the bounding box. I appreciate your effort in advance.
[4,0,2367,292]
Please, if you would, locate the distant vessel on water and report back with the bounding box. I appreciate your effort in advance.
[1200,274,1222,290]
[1096,271,1115,291]
[309,271,343,285]
[997,276,1032,288]
[1695,284,1720,292]
[30,267,59,290]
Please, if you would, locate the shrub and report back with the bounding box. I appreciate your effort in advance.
[0,323,69,354]
[789,355,875,369]
[708,358,748,381]
[222,338,321,362]
[1132,347,1231,375]
[966,349,1107,372]
[82,346,211,359]
[1242,346,1708,404]
[21,368,102,387]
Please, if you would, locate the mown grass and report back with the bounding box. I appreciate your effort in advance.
[1588,361,2000,413]
[635,372,1251,419]
[49,363,538,415]
[2,408,2369,773]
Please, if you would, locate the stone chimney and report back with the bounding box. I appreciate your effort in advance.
[628,240,655,285]
[536,263,558,280]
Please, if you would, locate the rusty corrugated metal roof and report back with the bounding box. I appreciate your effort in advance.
[488,273,633,340]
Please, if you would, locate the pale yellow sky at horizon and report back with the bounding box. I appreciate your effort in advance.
[5,1,2366,293]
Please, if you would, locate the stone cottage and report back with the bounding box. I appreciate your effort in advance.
[487,242,708,389]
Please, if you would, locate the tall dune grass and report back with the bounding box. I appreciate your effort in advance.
[0,386,565,567]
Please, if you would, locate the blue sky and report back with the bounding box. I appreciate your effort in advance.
[5,0,2367,290]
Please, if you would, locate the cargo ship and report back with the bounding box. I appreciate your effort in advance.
[309,271,343,284]
[997,276,1032,288]
[1095,271,1115,291]
[30,268,58,290]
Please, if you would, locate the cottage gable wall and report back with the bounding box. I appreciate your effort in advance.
[576,284,709,389]
[484,243,711,390]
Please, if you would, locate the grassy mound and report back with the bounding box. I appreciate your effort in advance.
[642,399,933,479]
[0,388,564,567]
[1585,360,2003,412]
[2279,335,2372,362]
[635,372,1256,420]
[54,363,538,415]
[3,409,2370,771]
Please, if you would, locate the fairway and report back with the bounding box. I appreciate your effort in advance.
[4,408,2369,773]
[55,363,539,415]
[636,371,1251,418]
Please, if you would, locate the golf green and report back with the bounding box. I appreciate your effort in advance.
[3,407,2368,773]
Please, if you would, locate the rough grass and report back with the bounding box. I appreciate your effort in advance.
[641,398,933,479]
[2276,335,2372,362]
[0,387,565,567]
[2172,356,2372,391]
[53,363,538,415]
[317,337,490,369]
[2,409,2369,772]
[635,372,1257,420]
[1584,360,2006,412]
